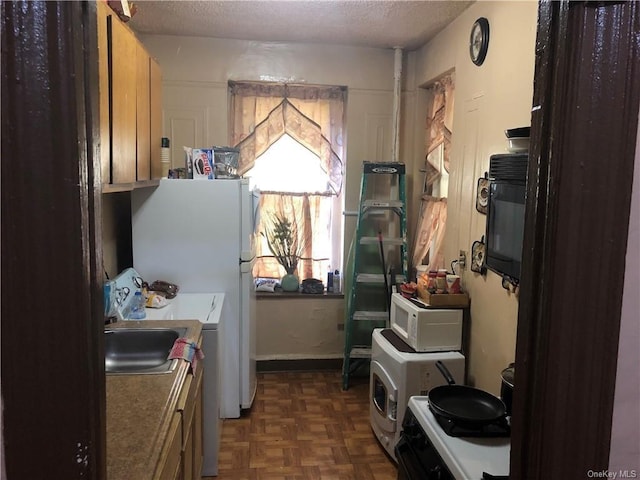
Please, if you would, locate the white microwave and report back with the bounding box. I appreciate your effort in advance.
[389,293,463,352]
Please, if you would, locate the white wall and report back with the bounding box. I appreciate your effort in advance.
[138,34,401,359]
[609,111,640,472]
[256,297,345,359]
[408,1,538,393]
[139,35,400,254]
[137,4,539,367]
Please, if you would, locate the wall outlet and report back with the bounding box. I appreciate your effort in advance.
[459,250,467,269]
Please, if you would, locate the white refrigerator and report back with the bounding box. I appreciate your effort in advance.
[131,178,258,419]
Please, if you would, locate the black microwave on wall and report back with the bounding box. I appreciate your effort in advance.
[485,153,528,281]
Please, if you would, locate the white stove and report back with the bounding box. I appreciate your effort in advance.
[398,396,510,479]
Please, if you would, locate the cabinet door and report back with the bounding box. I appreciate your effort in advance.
[183,426,193,480]
[150,57,163,179]
[193,372,203,478]
[96,1,111,185]
[136,43,151,181]
[176,364,203,480]
[157,414,182,480]
[177,373,195,479]
[109,14,137,184]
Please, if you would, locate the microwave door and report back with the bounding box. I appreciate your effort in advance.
[390,296,411,339]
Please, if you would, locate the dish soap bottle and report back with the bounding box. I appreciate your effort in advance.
[129,291,146,320]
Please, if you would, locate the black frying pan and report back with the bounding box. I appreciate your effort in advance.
[429,361,507,426]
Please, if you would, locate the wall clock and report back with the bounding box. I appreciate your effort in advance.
[470,17,490,66]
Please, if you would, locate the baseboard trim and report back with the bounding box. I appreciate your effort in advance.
[257,358,343,372]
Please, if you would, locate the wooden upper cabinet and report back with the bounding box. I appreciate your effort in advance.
[97,1,163,190]
[109,15,137,184]
[97,1,111,185]
[150,58,163,180]
[136,43,151,181]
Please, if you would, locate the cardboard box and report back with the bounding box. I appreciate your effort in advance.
[417,284,470,307]
[191,148,214,179]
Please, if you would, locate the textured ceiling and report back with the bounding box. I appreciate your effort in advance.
[129,1,474,51]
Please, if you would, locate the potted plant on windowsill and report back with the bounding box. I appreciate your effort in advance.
[262,213,305,292]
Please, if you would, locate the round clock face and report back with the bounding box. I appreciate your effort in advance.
[470,17,490,66]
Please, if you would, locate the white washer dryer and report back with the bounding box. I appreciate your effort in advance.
[145,292,224,476]
[370,328,465,461]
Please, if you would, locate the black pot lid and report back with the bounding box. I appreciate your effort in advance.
[501,365,515,387]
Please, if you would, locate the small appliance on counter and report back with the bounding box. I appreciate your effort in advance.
[106,267,146,321]
[389,293,463,352]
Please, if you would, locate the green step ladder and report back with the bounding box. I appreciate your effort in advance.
[342,161,408,390]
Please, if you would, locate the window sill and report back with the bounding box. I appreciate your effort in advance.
[256,291,344,300]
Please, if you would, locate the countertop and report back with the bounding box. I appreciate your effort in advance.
[106,319,203,480]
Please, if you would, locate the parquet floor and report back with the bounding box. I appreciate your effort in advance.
[205,370,397,480]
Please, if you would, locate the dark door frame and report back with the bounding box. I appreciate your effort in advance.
[1,1,105,478]
[2,1,638,479]
[511,1,640,477]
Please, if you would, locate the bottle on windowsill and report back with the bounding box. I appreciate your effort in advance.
[327,267,334,293]
[333,270,341,294]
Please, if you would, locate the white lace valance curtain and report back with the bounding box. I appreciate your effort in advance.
[413,197,448,270]
[229,82,345,280]
[425,75,454,182]
[413,74,454,271]
[229,81,346,194]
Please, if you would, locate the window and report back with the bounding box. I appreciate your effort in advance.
[247,135,330,193]
[229,82,346,281]
[412,74,454,272]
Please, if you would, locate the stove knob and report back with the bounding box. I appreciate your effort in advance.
[428,465,442,478]
[402,422,420,438]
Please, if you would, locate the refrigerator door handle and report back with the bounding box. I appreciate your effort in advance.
[240,232,256,263]
[240,255,255,273]
[240,250,254,262]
